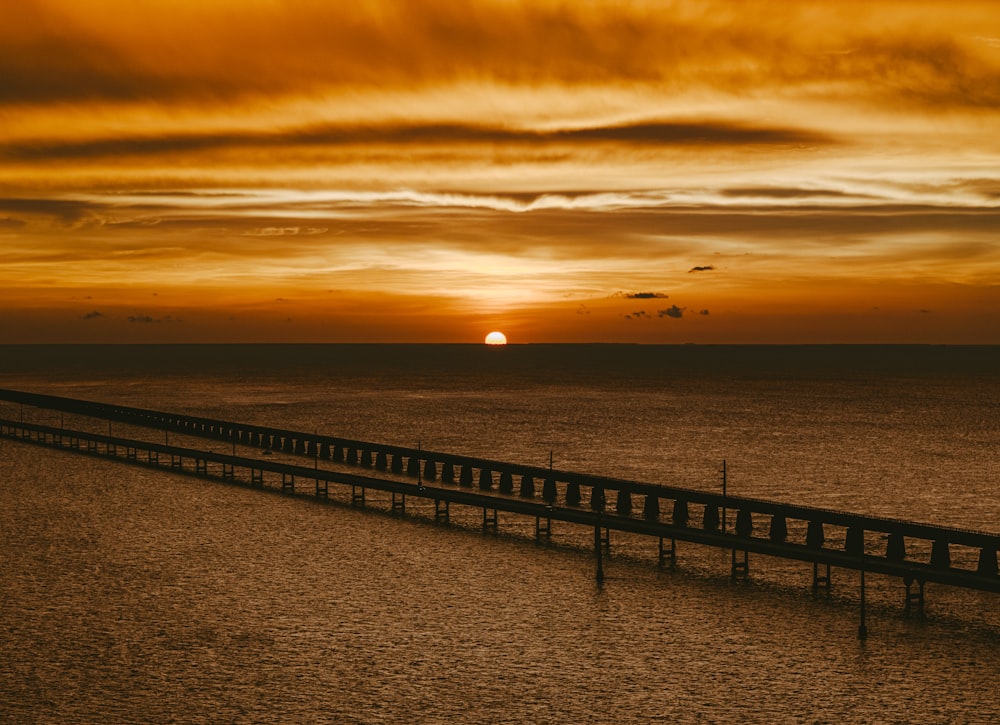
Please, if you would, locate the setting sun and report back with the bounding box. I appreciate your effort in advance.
[485,331,508,345]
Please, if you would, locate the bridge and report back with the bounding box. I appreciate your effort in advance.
[1,388,997,638]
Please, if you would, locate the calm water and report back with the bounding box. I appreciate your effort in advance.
[1,344,998,723]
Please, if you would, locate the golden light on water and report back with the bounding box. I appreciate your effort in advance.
[485,331,508,345]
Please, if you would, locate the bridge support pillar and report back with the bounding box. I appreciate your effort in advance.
[616,489,632,516]
[483,507,498,531]
[658,537,676,568]
[904,577,925,616]
[251,468,264,486]
[542,478,557,504]
[812,562,831,593]
[392,491,406,514]
[281,472,295,493]
[479,468,493,491]
[642,493,660,521]
[441,461,456,484]
[702,504,720,531]
[594,523,605,584]
[351,485,365,506]
[435,499,450,523]
[930,540,951,569]
[859,568,868,641]
[535,516,552,541]
[731,549,749,581]
[978,547,998,576]
[315,478,328,498]
[769,515,788,542]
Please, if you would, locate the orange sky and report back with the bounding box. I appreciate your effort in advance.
[2,0,999,343]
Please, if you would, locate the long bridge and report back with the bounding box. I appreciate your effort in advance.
[2,388,997,638]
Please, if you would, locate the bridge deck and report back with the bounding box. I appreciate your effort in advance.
[1,397,998,597]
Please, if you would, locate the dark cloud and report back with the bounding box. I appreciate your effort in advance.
[80,310,104,319]
[0,120,831,164]
[689,266,715,272]
[659,305,685,319]
[0,216,26,229]
[625,292,669,299]
[1,3,998,111]
[552,122,827,146]
[0,197,99,223]
[127,313,182,324]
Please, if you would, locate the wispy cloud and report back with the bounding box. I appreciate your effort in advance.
[1,1,998,343]
[0,120,832,164]
[2,1,998,111]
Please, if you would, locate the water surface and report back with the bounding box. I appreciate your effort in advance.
[1,344,997,723]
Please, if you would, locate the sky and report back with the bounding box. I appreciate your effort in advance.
[2,0,999,344]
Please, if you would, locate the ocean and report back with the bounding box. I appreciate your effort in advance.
[0,344,997,723]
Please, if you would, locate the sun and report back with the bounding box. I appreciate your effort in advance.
[484,331,508,345]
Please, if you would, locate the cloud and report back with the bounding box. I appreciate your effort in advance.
[244,227,329,237]
[0,120,831,164]
[722,187,868,200]
[625,292,669,299]
[689,266,715,272]
[81,310,104,319]
[0,197,99,224]
[659,305,685,319]
[2,1,998,112]
[699,309,710,316]
[0,216,26,229]
[126,313,181,324]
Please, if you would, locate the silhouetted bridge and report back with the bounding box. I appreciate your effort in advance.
[2,388,997,637]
